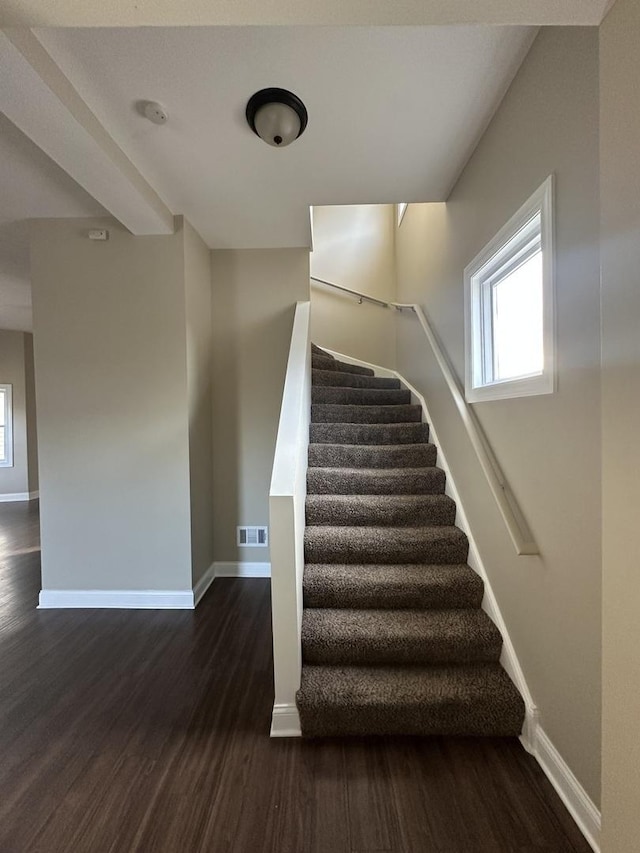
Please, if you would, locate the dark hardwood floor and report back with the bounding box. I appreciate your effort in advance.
[0,500,592,852]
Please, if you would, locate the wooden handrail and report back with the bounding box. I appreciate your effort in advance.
[310,277,539,556]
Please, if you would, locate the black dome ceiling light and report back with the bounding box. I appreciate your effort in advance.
[246,88,308,148]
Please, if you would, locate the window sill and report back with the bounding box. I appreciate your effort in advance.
[466,373,554,403]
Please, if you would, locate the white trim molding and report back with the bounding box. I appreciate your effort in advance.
[270,703,301,737]
[0,491,39,502]
[527,721,601,852]
[193,563,216,606]
[38,589,197,609]
[214,562,271,578]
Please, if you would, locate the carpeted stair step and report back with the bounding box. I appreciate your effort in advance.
[312,369,400,390]
[303,563,484,609]
[312,403,422,424]
[312,386,411,406]
[305,494,456,527]
[304,525,468,564]
[312,355,374,376]
[307,467,446,496]
[308,442,437,469]
[302,608,501,665]
[310,422,430,446]
[296,663,525,737]
[311,343,329,357]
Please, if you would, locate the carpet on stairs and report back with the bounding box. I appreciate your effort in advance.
[296,344,525,738]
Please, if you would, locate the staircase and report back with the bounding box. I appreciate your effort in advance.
[296,345,525,737]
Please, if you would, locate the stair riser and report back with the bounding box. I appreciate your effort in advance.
[302,637,500,666]
[303,571,483,610]
[312,387,411,406]
[309,423,430,446]
[312,369,400,390]
[305,496,456,527]
[309,423,430,445]
[312,356,374,376]
[304,538,468,565]
[298,705,524,738]
[307,469,446,495]
[308,443,437,469]
[312,404,422,424]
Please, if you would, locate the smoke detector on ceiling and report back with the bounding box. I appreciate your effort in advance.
[141,101,168,125]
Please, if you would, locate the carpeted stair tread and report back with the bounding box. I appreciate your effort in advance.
[312,386,411,406]
[312,369,401,390]
[312,355,374,376]
[310,422,430,446]
[304,525,468,564]
[297,663,525,737]
[308,442,437,469]
[312,403,422,424]
[302,608,501,665]
[307,466,446,496]
[305,494,456,527]
[303,563,484,609]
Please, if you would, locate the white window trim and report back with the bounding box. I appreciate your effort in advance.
[397,203,408,226]
[464,175,555,403]
[0,383,13,468]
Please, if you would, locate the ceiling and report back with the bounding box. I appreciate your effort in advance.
[0,113,106,332]
[34,25,537,248]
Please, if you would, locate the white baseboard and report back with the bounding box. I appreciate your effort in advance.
[38,588,196,609]
[526,722,601,852]
[0,491,38,503]
[193,563,216,606]
[270,703,301,737]
[214,561,271,578]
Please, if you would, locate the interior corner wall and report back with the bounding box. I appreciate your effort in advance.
[395,27,601,803]
[600,0,640,849]
[183,219,214,585]
[0,330,29,496]
[310,204,397,368]
[210,248,310,565]
[30,217,193,592]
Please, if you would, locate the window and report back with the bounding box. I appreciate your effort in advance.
[464,175,555,403]
[0,384,13,467]
[397,203,408,226]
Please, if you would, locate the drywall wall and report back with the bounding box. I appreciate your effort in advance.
[24,334,38,494]
[395,28,601,803]
[183,218,214,585]
[310,204,396,368]
[211,249,309,564]
[0,330,29,496]
[30,217,193,592]
[600,1,640,849]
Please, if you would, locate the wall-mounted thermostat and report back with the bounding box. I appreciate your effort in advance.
[88,229,109,241]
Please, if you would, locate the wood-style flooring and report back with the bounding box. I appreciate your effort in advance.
[0,500,592,852]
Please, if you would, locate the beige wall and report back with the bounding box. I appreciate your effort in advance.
[600,0,640,848]
[0,330,32,496]
[30,217,193,591]
[183,219,214,585]
[311,204,396,368]
[395,28,601,803]
[211,249,309,564]
[24,334,39,494]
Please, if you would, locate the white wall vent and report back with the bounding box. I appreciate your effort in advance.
[237,526,269,547]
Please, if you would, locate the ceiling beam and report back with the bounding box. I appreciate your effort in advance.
[0,29,174,235]
[0,0,612,27]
